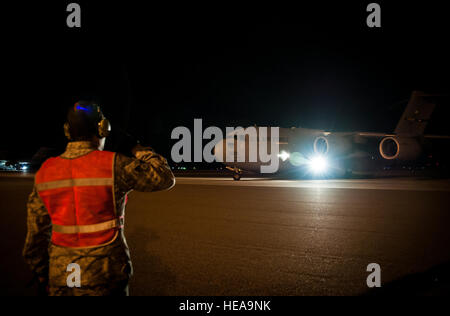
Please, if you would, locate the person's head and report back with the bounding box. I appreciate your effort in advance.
[64,101,111,150]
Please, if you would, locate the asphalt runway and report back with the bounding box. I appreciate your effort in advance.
[1,174,450,295]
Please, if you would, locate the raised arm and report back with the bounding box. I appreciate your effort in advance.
[115,145,176,193]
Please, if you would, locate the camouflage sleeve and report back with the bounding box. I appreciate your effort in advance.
[115,149,176,193]
[23,187,52,280]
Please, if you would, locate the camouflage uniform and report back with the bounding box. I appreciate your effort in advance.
[23,141,175,296]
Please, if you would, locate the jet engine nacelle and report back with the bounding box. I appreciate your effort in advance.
[313,135,352,156]
[379,137,422,160]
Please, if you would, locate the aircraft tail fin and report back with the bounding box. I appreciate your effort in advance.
[394,91,436,136]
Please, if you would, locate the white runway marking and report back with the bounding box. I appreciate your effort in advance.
[175,177,450,192]
[3,173,450,192]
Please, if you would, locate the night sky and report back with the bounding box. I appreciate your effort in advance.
[2,1,449,159]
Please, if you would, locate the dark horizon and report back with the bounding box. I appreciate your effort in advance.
[2,2,449,159]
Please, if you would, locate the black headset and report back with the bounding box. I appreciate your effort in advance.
[64,102,111,140]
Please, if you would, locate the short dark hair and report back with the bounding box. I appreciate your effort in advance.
[67,101,102,141]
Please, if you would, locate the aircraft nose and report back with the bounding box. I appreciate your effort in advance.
[214,139,226,162]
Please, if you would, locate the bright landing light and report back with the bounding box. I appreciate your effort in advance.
[309,155,328,173]
[278,151,290,162]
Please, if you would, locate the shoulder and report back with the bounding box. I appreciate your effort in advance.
[87,150,117,165]
[36,156,59,175]
[114,152,135,168]
[35,156,65,185]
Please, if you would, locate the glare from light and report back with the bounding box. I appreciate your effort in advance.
[289,152,307,167]
[309,155,328,174]
[278,151,290,162]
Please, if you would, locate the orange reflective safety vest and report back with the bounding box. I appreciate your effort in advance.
[35,151,122,248]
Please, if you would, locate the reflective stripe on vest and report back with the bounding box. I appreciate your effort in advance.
[36,178,113,191]
[52,217,124,234]
[35,150,118,249]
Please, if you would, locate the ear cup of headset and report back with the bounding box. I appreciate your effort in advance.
[98,119,111,138]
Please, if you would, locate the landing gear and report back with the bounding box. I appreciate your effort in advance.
[226,166,243,181]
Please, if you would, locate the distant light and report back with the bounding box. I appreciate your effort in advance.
[309,155,328,174]
[278,151,290,162]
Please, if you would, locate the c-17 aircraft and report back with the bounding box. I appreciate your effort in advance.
[214,91,450,180]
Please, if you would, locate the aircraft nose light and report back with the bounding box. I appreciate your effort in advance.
[309,155,328,173]
[278,151,290,162]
